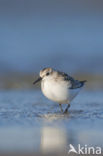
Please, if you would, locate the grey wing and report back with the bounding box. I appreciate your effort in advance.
[70,80,87,89]
[57,71,86,89]
[58,71,74,82]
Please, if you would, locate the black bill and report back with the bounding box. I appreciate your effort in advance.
[33,77,42,85]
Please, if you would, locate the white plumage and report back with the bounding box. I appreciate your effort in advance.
[33,67,86,113]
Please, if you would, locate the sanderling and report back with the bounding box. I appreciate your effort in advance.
[33,68,86,113]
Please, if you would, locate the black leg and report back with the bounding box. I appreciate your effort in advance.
[64,104,70,113]
[59,104,63,113]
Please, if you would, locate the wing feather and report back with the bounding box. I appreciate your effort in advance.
[57,71,86,89]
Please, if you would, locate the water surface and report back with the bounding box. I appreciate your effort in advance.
[0,89,103,153]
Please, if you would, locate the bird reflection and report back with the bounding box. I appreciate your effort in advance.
[40,126,67,153]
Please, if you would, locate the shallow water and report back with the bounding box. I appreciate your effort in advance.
[0,89,103,153]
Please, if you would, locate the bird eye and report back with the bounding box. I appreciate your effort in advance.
[46,72,49,76]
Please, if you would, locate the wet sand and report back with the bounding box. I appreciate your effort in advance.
[0,89,102,154]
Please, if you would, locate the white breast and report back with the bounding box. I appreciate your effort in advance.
[41,79,69,104]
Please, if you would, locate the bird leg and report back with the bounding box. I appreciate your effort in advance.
[64,104,70,113]
[59,104,63,113]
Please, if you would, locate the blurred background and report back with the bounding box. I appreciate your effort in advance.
[0,0,103,89]
[0,0,103,155]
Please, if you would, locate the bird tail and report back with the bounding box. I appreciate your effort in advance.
[80,80,87,86]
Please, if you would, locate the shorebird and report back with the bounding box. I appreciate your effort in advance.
[33,68,86,113]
